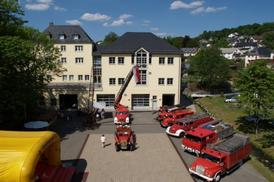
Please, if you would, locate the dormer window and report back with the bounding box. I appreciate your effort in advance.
[73,34,80,40]
[59,34,66,40]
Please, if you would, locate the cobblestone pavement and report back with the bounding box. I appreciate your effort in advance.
[77,133,194,182]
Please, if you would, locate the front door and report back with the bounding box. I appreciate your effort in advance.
[152,95,157,110]
[162,94,175,106]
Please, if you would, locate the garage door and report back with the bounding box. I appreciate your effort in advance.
[132,94,150,110]
[97,94,115,108]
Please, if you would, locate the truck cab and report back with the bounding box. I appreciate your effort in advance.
[182,121,234,155]
[189,134,252,181]
[114,125,136,151]
[182,128,217,155]
[114,104,130,124]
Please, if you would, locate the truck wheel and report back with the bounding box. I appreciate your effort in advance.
[214,173,221,182]
[130,144,135,151]
[115,144,120,152]
[179,132,184,138]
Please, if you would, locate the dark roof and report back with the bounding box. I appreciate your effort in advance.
[181,48,199,54]
[248,47,271,57]
[97,32,181,55]
[44,23,94,44]
[234,42,257,48]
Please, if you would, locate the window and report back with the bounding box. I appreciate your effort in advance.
[168,57,174,64]
[153,96,157,99]
[85,75,90,80]
[60,57,66,63]
[73,34,80,40]
[75,57,84,63]
[60,45,66,52]
[159,57,165,64]
[59,34,66,40]
[118,78,125,85]
[118,57,124,64]
[69,75,74,81]
[136,50,147,68]
[109,78,116,85]
[158,78,165,85]
[78,75,83,80]
[62,75,67,81]
[97,94,115,107]
[167,78,173,85]
[75,45,83,51]
[137,70,147,85]
[109,57,115,64]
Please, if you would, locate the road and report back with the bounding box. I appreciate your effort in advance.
[53,111,268,182]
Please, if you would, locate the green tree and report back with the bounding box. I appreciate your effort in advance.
[101,32,118,45]
[0,0,61,127]
[263,32,274,49]
[188,47,230,91]
[236,61,274,136]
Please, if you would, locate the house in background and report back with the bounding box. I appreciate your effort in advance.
[220,48,241,60]
[94,32,183,110]
[43,23,95,110]
[245,47,272,67]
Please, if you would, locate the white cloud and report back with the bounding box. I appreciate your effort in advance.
[150,27,159,31]
[119,14,132,20]
[191,6,227,14]
[54,5,66,11]
[104,13,133,27]
[205,6,227,13]
[80,12,111,21]
[25,0,52,11]
[25,3,49,10]
[143,20,151,24]
[66,19,82,25]
[170,0,204,10]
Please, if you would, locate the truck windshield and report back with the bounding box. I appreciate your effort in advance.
[185,134,201,142]
[117,112,127,115]
[202,153,222,163]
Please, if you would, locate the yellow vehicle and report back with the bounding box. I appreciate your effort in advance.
[0,130,75,182]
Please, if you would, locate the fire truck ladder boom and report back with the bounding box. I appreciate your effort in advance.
[114,66,140,109]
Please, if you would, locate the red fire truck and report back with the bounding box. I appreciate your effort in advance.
[182,121,234,155]
[114,125,136,151]
[165,114,213,137]
[160,109,194,128]
[189,134,252,181]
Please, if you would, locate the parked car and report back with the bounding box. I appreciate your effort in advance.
[224,96,238,103]
[189,134,251,182]
[165,114,214,137]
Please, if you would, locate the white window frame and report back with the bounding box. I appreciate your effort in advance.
[118,78,125,85]
[159,57,165,64]
[60,45,66,52]
[75,57,84,64]
[85,75,90,80]
[62,75,67,81]
[158,78,165,85]
[109,78,116,85]
[109,57,115,64]
[168,57,174,64]
[75,45,83,52]
[118,57,124,64]
[78,75,83,81]
[167,78,173,85]
[69,75,74,81]
[60,57,66,63]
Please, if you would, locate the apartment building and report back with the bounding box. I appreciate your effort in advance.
[43,24,182,111]
[94,32,182,110]
[43,23,94,110]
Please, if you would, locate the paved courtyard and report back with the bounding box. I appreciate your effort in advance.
[77,133,193,182]
[52,111,268,182]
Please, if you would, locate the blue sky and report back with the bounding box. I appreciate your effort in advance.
[20,0,274,41]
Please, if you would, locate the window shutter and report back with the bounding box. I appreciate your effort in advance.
[149,54,152,64]
[131,55,134,64]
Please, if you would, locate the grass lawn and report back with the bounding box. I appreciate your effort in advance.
[196,96,274,182]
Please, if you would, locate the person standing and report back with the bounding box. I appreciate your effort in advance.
[100,134,106,148]
[101,109,105,119]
